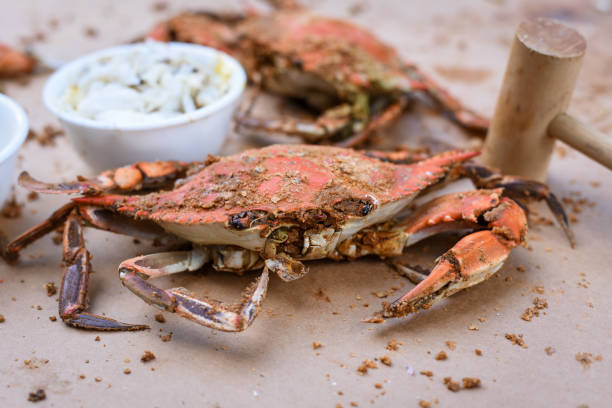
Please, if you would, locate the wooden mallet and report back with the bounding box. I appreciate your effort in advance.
[481,18,612,181]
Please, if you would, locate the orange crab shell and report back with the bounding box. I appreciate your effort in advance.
[149,11,425,93]
[243,11,427,91]
[74,145,478,231]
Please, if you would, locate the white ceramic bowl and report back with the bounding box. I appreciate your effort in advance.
[0,94,29,206]
[43,43,246,171]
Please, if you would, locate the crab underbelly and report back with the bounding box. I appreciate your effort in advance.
[265,68,339,110]
[157,195,414,260]
[337,195,414,242]
[295,195,416,261]
[158,221,267,252]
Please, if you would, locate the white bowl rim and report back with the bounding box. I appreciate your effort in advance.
[43,42,247,132]
[0,94,29,164]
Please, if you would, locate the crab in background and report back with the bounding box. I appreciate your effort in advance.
[0,44,36,78]
[3,145,572,332]
[148,2,489,147]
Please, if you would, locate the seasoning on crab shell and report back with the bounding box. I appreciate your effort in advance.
[148,5,489,146]
[4,144,573,333]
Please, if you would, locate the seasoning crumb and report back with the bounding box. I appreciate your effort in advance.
[418,400,431,408]
[575,352,597,368]
[379,355,392,366]
[45,282,57,297]
[312,341,323,350]
[350,402,358,407]
[357,358,378,374]
[1,196,23,219]
[443,377,460,392]
[95,336,100,342]
[123,368,131,375]
[361,315,384,324]
[27,389,46,402]
[468,324,479,331]
[28,125,64,147]
[160,332,173,342]
[445,340,456,350]
[79,374,86,380]
[435,350,447,361]
[49,316,57,322]
[95,377,102,382]
[420,370,433,377]
[141,350,156,362]
[152,1,168,12]
[0,314,6,323]
[84,26,98,38]
[533,297,547,309]
[505,333,528,348]
[545,347,555,356]
[386,338,401,351]
[474,349,482,356]
[154,313,166,323]
[348,2,366,16]
[374,382,383,389]
[521,308,534,322]
[124,358,131,363]
[462,377,481,389]
[314,288,331,302]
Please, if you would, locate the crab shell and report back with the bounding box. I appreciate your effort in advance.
[151,11,423,104]
[240,11,422,94]
[77,145,477,261]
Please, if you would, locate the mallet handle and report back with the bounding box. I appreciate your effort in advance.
[549,113,612,170]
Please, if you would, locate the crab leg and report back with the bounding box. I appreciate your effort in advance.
[460,164,574,246]
[362,147,429,165]
[389,262,431,285]
[235,104,357,143]
[59,211,148,330]
[236,98,408,147]
[2,202,182,263]
[119,249,270,332]
[381,189,526,317]
[78,206,184,246]
[18,160,193,195]
[2,202,76,263]
[404,64,489,133]
[338,99,408,147]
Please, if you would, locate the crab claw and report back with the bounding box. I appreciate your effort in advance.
[383,230,511,317]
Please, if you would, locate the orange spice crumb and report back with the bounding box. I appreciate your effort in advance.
[435,351,447,361]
